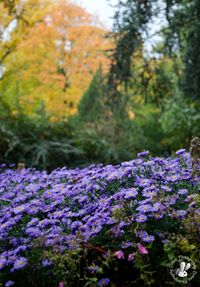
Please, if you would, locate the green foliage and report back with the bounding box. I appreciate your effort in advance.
[183,0,200,102]
[108,0,152,89]
[78,66,106,123]
[0,0,200,170]
[0,109,83,170]
[160,94,200,150]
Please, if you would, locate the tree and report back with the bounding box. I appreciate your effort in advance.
[0,0,110,118]
[0,0,50,66]
[107,0,153,94]
[183,0,200,103]
[78,66,106,123]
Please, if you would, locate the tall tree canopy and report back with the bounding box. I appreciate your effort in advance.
[0,0,110,118]
[81,0,200,153]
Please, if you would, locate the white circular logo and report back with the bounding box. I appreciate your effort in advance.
[169,255,197,284]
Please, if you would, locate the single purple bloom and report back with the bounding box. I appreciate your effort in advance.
[128,253,135,262]
[161,185,172,192]
[153,202,162,212]
[0,163,6,168]
[42,259,52,267]
[0,258,7,270]
[136,204,152,213]
[88,265,99,273]
[71,221,83,230]
[142,234,155,243]
[136,214,147,223]
[175,149,186,155]
[45,239,55,247]
[184,194,198,202]
[137,151,149,157]
[176,210,187,218]
[97,278,110,287]
[121,241,132,249]
[142,189,157,198]
[166,195,178,205]
[153,213,164,219]
[5,281,15,287]
[170,175,179,182]
[162,239,170,244]
[13,257,27,270]
[178,189,188,195]
[135,177,152,187]
[189,201,197,208]
[114,250,125,259]
[137,243,148,254]
[124,188,138,199]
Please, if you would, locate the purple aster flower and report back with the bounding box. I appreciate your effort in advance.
[25,227,42,238]
[140,198,152,205]
[71,221,83,230]
[153,213,164,219]
[27,217,39,227]
[166,195,178,205]
[13,257,27,270]
[124,188,138,199]
[0,163,6,168]
[136,214,147,223]
[161,185,172,192]
[111,204,123,212]
[137,151,149,157]
[121,241,132,249]
[137,243,148,254]
[42,259,52,267]
[107,172,118,181]
[184,194,198,202]
[45,239,55,247]
[178,189,188,195]
[128,253,135,262]
[9,163,15,168]
[175,149,186,155]
[136,204,152,213]
[114,250,125,259]
[135,177,152,187]
[88,265,99,273]
[5,281,15,287]
[153,202,162,212]
[189,201,197,208]
[122,168,132,177]
[13,204,26,214]
[162,239,170,244]
[142,189,157,198]
[142,234,155,243]
[176,210,187,218]
[97,278,110,287]
[170,175,179,182]
[0,258,7,270]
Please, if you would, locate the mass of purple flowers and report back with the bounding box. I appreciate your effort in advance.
[0,149,199,286]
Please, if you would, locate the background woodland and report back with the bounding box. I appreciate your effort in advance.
[0,0,200,170]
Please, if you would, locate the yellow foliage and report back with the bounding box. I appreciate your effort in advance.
[0,0,111,118]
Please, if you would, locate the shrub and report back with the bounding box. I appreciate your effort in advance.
[0,149,199,286]
[0,112,83,170]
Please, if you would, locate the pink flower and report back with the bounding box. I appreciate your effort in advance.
[58,282,64,287]
[128,253,135,261]
[137,243,148,254]
[114,250,125,259]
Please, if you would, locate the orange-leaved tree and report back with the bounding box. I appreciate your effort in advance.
[0,0,111,119]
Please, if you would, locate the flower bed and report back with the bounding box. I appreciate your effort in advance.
[0,150,199,286]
